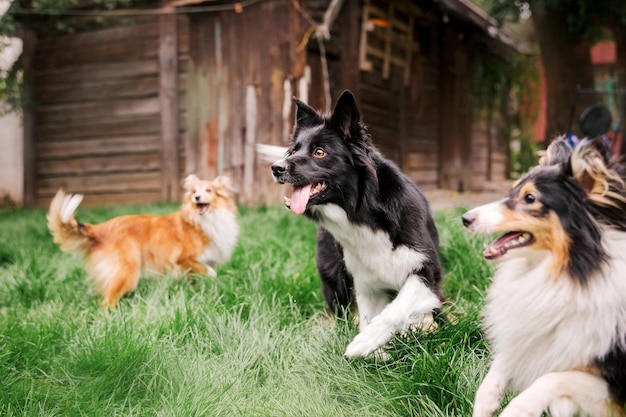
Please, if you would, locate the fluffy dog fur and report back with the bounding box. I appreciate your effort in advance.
[269,90,443,358]
[47,174,239,308]
[462,138,626,417]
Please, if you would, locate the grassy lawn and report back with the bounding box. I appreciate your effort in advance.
[0,202,495,417]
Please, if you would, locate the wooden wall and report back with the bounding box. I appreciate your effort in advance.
[470,115,509,190]
[438,22,473,192]
[328,0,442,190]
[31,16,189,207]
[23,0,514,208]
[185,2,307,205]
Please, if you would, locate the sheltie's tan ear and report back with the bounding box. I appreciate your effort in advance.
[212,175,236,196]
[183,174,200,191]
[569,140,625,207]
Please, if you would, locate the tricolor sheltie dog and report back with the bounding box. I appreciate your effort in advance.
[269,90,443,358]
[47,174,239,308]
[462,138,626,417]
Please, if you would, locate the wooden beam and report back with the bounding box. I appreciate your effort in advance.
[159,13,180,200]
[243,84,257,203]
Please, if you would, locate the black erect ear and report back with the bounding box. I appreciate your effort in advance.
[329,90,361,138]
[293,97,321,128]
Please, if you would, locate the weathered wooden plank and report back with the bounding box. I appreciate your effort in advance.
[159,13,180,200]
[37,21,159,51]
[36,39,158,68]
[409,136,440,150]
[38,97,160,125]
[38,153,162,176]
[177,15,190,53]
[243,84,257,201]
[38,135,160,158]
[37,172,162,196]
[357,88,394,108]
[38,116,161,141]
[407,169,438,183]
[406,152,439,170]
[35,61,158,84]
[37,75,159,104]
[359,105,398,130]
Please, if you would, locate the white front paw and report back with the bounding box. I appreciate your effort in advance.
[206,266,217,278]
[498,397,540,417]
[345,333,380,358]
[344,324,393,358]
[473,389,501,417]
[473,398,499,417]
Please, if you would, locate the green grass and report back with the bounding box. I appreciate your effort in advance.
[0,203,495,416]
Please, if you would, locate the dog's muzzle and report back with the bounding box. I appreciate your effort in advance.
[271,160,288,183]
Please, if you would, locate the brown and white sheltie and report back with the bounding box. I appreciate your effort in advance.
[47,174,239,308]
[462,138,626,417]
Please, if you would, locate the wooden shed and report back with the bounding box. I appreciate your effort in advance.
[17,0,528,207]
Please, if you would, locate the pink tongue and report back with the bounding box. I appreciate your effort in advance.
[290,184,312,215]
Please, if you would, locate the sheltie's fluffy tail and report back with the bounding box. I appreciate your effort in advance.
[47,190,95,254]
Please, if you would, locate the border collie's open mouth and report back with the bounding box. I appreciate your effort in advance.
[195,203,210,215]
[285,181,327,214]
[484,231,534,259]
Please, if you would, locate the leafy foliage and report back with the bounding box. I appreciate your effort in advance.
[485,0,626,42]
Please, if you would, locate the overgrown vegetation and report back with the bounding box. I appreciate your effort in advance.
[0,203,496,416]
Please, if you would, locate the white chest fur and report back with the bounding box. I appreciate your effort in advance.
[314,204,427,293]
[194,208,239,266]
[485,228,626,391]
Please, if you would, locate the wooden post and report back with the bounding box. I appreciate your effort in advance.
[243,85,257,203]
[159,11,180,201]
[20,28,37,208]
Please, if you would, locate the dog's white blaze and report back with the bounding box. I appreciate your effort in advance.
[465,200,505,233]
[195,208,240,266]
[484,227,626,392]
[316,204,428,291]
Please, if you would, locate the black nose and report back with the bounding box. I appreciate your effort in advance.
[461,212,474,228]
[195,195,201,202]
[271,162,286,177]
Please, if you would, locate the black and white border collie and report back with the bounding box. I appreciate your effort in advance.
[463,138,626,417]
[269,90,443,358]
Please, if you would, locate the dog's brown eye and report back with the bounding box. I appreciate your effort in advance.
[206,188,212,193]
[524,193,536,204]
[313,147,326,158]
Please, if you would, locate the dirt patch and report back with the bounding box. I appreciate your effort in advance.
[423,181,513,212]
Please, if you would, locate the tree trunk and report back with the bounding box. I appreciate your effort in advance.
[529,0,596,141]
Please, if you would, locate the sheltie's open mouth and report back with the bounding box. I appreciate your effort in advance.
[484,231,534,259]
[195,203,210,215]
[285,181,327,215]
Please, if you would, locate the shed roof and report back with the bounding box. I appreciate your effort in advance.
[435,0,533,57]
